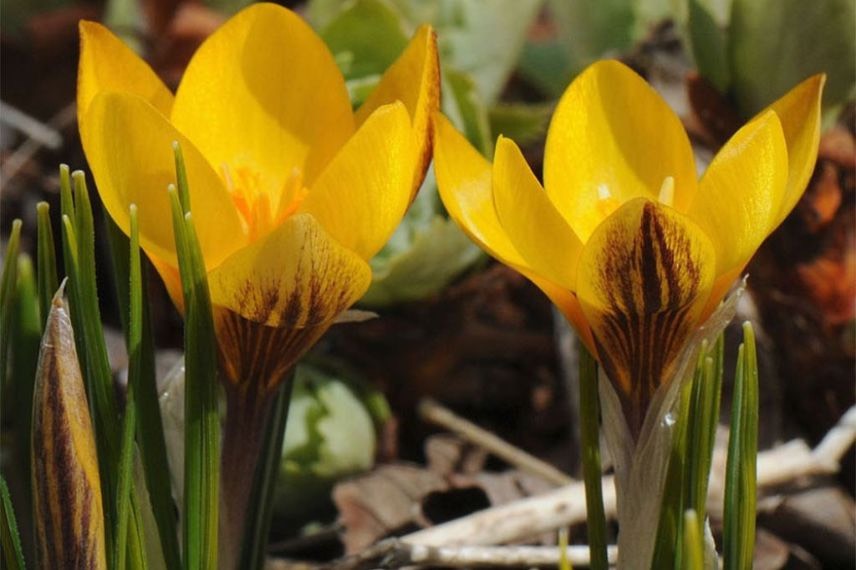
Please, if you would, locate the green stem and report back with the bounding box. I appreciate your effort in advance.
[578,340,608,570]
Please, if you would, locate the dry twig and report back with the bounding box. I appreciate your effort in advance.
[418,398,574,486]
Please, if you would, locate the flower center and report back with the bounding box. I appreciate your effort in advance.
[222,162,306,242]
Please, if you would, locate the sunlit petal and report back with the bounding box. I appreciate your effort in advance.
[78,21,174,119]
[544,60,697,240]
[207,213,372,329]
[532,276,595,353]
[434,114,595,352]
[171,3,354,188]
[765,74,825,227]
[433,113,524,267]
[493,136,583,290]
[576,198,715,435]
[301,102,415,260]
[355,25,440,196]
[687,111,788,279]
[80,92,244,269]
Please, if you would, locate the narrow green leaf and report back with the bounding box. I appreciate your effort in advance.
[59,165,74,221]
[60,179,118,562]
[115,206,142,570]
[105,215,181,569]
[558,527,571,570]
[0,218,22,390]
[723,323,759,569]
[686,335,723,522]
[651,364,695,570]
[577,340,608,570]
[172,142,191,215]
[36,202,59,329]
[739,322,759,564]
[240,378,294,570]
[170,144,220,570]
[682,509,704,570]
[181,212,220,570]
[60,168,146,567]
[9,254,41,546]
[0,475,26,570]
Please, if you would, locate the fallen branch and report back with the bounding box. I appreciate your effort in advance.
[418,398,574,486]
[404,405,855,548]
[267,540,618,569]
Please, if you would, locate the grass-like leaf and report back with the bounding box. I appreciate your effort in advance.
[723,323,759,569]
[115,206,143,570]
[0,475,26,570]
[59,169,117,558]
[0,218,22,390]
[105,213,181,569]
[169,143,220,570]
[36,202,59,330]
[9,255,41,543]
[59,166,148,566]
[577,340,608,570]
[686,335,724,521]
[650,358,697,569]
[682,509,704,570]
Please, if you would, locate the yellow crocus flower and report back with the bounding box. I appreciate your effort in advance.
[77,3,438,391]
[435,59,822,436]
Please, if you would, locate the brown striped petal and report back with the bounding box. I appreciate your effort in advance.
[31,295,107,570]
[576,199,716,438]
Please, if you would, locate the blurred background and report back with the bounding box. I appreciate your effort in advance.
[1,0,853,567]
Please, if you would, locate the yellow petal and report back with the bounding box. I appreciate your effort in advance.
[207,213,372,329]
[576,198,715,436]
[170,3,354,188]
[532,276,595,353]
[434,114,596,352]
[355,25,440,196]
[544,60,698,241]
[493,136,583,290]
[765,74,825,227]
[433,113,524,268]
[687,111,788,279]
[80,92,244,270]
[149,255,184,313]
[77,21,173,119]
[300,102,415,260]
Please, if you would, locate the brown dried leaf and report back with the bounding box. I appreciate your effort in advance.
[333,464,448,553]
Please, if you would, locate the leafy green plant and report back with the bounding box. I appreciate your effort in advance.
[682,0,855,121]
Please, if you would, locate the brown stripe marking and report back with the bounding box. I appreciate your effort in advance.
[591,202,707,438]
[31,297,107,569]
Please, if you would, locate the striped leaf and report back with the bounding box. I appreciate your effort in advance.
[31,293,107,570]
